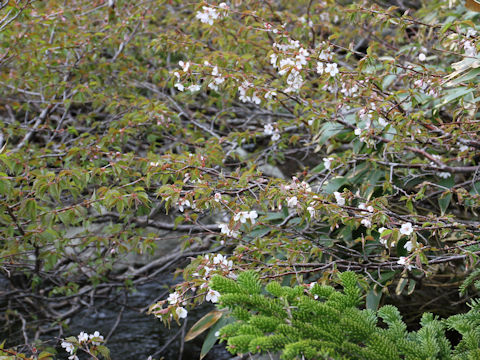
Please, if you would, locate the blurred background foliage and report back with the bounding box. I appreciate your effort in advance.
[1,0,480,358]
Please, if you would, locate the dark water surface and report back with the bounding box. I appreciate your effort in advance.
[67,280,232,360]
[1,273,231,360]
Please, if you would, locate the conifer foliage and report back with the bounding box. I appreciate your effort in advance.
[211,271,480,360]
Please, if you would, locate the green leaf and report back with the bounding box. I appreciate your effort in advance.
[245,226,271,240]
[322,176,349,194]
[95,345,111,360]
[395,276,409,295]
[445,67,480,87]
[263,212,285,221]
[436,87,474,107]
[407,279,416,295]
[200,315,235,360]
[438,175,454,215]
[366,289,382,311]
[38,351,54,359]
[316,122,346,145]
[438,192,452,216]
[185,310,224,342]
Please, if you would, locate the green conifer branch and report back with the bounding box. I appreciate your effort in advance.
[210,271,480,359]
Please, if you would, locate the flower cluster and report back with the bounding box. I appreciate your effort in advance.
[197,253,234,303]
[379,222,416,251]
[413,77,439,97]
[238,80,261,104]
[429,154,451,178]
[218,209,258,241]
[166,291,188,319]
[282,177,312,193]
[61,331,104,360]
[218,223,240,238]
[173,61,202,92]
[287,196,298,208]
[270,39,309,93]
[397,256,413,270]
[316,61,338,77]
[463,39,477,57]
[340,81,359,97]
[196,3,228,25]
[264,123,280,141]
[316,44,339,77]
[233,210,258,224]
[177,197,195,212]
[208,65,226,91]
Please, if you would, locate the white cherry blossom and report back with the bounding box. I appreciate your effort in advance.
[208,82,219,91]
[167,292,180,305]
[323,157,334,170]
[400,222,414,236]
[234,210,258,224]
[179,60,190,72]
[361,218,372,228]
[464,40,477,57]
[287,196,298,208]
[466,28,477,38]
[176,307,188,318]
[196,6,220,25]
[264,124,274,136]
[270,53,278,67]
[61,341,75,354]
[78,331,89,343]
[271,130,280,141]
[187,84,201,92]
[265,90,277,99]
[404,240,413,252]
[206,289,220,303]
[333,191,345,206]
[307,206,315,218]
[89,331,104,346]
[177,198,190,212]
[397,256,412,270]
[378,118,388,127]
[325,63,339,77]
[218,223,240,238]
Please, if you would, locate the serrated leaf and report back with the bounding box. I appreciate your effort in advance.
[96,345,111,360]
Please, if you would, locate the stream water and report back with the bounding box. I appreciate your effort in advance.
[66,279,232,360]
[1,273,232,360]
